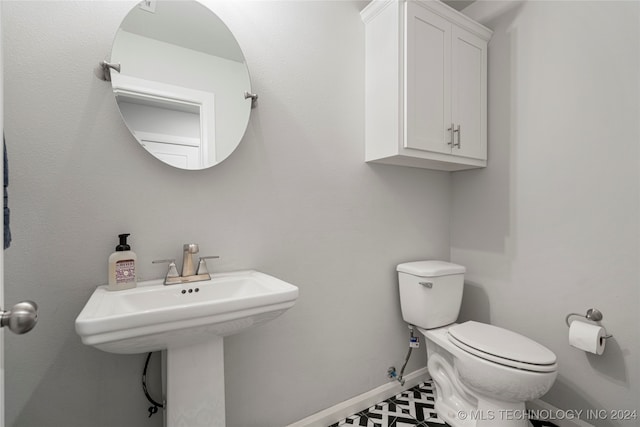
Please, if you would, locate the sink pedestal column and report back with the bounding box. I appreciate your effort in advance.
[163,337,225,427]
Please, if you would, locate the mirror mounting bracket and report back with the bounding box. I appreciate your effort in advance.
[99,61,121,82]
[244,91,259,109]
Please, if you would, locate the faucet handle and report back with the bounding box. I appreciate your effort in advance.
[152,259,180,280]
[197,256,220,275]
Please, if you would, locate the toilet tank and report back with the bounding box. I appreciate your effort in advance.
[397,261,465,329]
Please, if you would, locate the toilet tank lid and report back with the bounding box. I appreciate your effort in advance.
[397,261,466,277]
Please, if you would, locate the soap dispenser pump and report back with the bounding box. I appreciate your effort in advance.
[107,233,137,291]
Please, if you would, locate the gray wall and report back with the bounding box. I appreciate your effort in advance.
[453,1,640,426]
[2,1,451,426]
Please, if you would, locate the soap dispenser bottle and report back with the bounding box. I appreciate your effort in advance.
[107,233,137,291]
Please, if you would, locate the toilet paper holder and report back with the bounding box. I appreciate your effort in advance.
[565,308,613,339]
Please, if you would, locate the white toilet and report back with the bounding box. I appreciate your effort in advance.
[398,261,558,427]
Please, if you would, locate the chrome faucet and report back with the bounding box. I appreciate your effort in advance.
[153,243,219,285]
[182,243,199,277]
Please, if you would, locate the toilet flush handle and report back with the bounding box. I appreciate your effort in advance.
[419,282,433,289]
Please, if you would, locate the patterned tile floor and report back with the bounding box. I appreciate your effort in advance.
[329,381,449,427]
[328,380,561,427]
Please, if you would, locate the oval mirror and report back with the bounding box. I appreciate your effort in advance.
[108,0,253,170]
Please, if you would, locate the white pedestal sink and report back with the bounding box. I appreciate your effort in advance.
[75,270,299,427]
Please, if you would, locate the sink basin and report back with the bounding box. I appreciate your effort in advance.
[75,270,299,354]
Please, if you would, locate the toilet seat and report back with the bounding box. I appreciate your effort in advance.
[448,321,558,373]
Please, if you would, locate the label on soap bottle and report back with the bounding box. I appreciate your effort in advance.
[115,259,136,285]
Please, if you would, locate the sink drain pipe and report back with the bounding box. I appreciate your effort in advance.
[389,324,418,386]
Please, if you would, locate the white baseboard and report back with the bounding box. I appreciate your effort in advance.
[285,367,430,427]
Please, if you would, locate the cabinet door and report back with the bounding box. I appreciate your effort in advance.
[451,25,487,160]
[405,2,452,154]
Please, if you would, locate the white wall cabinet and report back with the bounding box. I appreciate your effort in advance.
[361,0,492,171]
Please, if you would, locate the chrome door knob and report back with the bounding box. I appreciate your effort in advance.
[1,301,38,334]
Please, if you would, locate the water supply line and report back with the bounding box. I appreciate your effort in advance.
[388,324,417,386]
[142,352,165,418]
[398,324,417,385]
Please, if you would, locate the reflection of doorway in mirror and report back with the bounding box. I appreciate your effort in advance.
[112,74,216,169]
[138,132,201,169]
[119,99,203,168]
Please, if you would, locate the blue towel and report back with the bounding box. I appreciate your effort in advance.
[4,137,11,250]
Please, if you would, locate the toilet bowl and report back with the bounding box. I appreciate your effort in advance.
[422,324,557,427]
[397,261,558,427]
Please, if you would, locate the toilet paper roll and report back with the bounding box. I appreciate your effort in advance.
[569,321,606,355]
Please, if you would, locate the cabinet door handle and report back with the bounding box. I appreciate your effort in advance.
[447,124,454,146]
[453,124,461,148]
